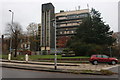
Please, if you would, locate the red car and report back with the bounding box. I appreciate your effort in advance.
[89,54,118,65]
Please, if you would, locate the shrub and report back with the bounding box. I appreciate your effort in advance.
[68,41,104,56]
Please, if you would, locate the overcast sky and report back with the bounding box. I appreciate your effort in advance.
[0,0,119,36]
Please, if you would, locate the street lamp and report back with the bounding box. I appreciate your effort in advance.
[9,10,14,54]
[9,10,14,24]
[53,18,57,70]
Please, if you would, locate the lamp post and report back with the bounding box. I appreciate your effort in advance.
[9,10,14,24]
[54,18,57,70]
[2,34,11,60]
[9,10,14,55]
[109,46,112,57]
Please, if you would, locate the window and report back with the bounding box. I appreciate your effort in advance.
[60,24,66,27]
[60,32,62,34]
[96,55,102,58]
[71,31,74,33]
[65,28,68,30]
[102,55,109,58]
[78,14,88,18]
[59,17,66,20]
[67,31,70,34]
[64,31,66,34]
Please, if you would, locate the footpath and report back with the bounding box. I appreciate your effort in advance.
[1,59,119,75]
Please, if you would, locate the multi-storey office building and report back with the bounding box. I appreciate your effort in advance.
[41,3,55,54]
[55,9,89,48]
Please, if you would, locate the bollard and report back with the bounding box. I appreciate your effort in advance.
[25,54,28,62]
[8,53,11,61]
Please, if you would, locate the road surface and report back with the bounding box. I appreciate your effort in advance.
[2,67,118,79]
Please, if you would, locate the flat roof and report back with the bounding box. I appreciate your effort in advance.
[55,9,89,16]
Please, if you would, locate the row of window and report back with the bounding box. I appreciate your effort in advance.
[57,20,82,24]
[59,30,75,34]
[59,23,80,27]
[96,55,109,58]
[57,28,76,31]
[57,13,88,20]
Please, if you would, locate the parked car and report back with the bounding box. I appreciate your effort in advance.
[89,54,118,65]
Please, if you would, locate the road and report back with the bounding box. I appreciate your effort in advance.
[109,65,119,73]
[2,67,119,79]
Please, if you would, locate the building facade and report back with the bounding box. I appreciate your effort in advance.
[38,24,41,51]
[55,9,89,48]
[41,3,55,54]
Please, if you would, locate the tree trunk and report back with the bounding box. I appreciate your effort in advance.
[14,34,18,57]
[14,47,17,57]
[14,40,17,57]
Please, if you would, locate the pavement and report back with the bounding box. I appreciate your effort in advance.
[1,59,120,75]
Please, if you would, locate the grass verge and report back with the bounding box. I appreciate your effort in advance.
[1,54,89,60]
[100,70,116,75]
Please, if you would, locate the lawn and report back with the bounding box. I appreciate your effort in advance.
[29,55,89,60]
[0,54,8,59]
[1,54,90,61]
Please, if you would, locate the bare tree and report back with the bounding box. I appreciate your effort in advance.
[112,32,120,58]
[27,22,38,36]
[6,22,23,57]
[26,23,39,51]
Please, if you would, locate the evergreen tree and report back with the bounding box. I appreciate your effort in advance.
[76,8,115,46]
[67,8,116,56]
